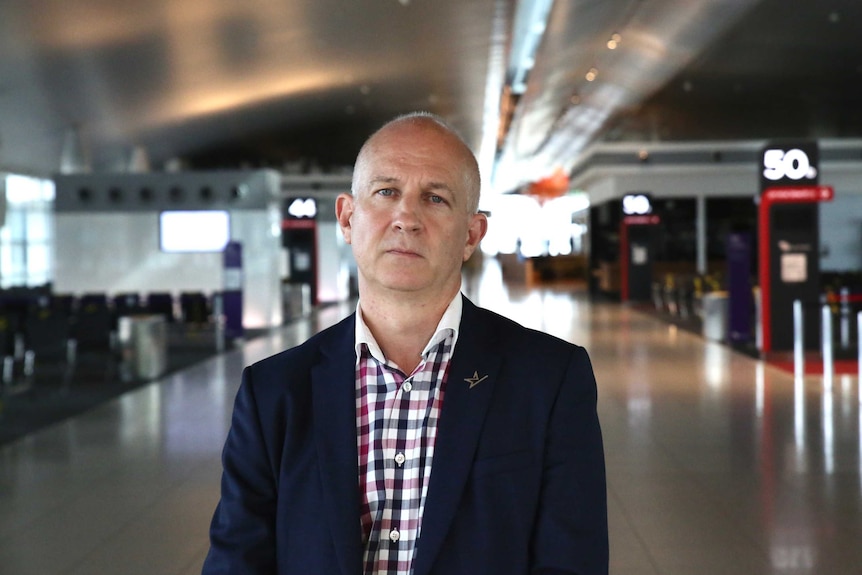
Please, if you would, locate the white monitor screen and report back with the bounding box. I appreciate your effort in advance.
[159,210,230,253]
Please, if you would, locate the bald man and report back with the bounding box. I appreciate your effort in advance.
[203,113,608,575]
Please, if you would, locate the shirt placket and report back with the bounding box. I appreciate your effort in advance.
[376,367,423,574]
[360,335,451,575]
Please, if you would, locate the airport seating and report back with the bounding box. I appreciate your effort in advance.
[72,297,114,354]
[179,291,210,326]
[144,292,176,323]
[0,313,17,389]
[50,293,76,316]
[112,292,143,321]
[22,306,74,384]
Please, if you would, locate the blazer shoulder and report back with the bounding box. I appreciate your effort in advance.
[245,312,355,382]
[467,299,584,354]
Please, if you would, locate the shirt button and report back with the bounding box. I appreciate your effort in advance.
[394,452,406,466]
[389,528,400,542]
[402,381,413,393]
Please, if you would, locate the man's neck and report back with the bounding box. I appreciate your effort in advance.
[359,288,458,374]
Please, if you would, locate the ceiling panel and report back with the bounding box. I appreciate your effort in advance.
[1,0,862,192]
[0,0,509,174]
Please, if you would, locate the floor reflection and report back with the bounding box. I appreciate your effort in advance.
[0,258,859,574]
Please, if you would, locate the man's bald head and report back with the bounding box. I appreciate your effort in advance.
[352,112,482,214]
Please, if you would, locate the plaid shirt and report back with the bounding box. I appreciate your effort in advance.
[354,296,461,575]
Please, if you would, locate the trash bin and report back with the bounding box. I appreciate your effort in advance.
[702,291,729,341]
[282,283,311,320]
[118,315,167,380]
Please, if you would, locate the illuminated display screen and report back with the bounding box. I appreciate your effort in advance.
[159,210,230,253]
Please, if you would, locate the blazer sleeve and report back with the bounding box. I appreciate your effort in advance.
[531,346,608,575]
[202,366,278,575]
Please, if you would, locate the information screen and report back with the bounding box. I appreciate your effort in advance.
[159,210,230,253]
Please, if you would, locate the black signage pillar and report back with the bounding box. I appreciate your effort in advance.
[758,141,827,352]
[282,197,318,305]
[620,214,659,302]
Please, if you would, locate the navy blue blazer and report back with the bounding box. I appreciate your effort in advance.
[203,296,608,575]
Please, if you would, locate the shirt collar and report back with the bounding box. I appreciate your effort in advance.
[354,292,462,366]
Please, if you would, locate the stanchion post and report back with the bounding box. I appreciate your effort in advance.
[858,311,862,385]
[793,300,804,380]
[822,304,833,389]
[840,287,850,348]
[213,293,225,353]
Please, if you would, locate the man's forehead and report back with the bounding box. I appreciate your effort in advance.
[352,118,479,204]
[358,145,464,183]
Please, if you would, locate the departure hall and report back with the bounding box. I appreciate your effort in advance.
[1,1,861,574]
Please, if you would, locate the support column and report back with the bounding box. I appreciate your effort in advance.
[696,194,707,274]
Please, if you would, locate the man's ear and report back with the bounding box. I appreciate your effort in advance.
[335,193,354,244]
[463,212,488,261]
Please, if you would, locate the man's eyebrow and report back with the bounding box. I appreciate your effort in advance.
[425,181,454,193]
[367,176,400,186]
[366,177,454,195]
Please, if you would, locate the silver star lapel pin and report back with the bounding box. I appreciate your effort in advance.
[464,371,488,389]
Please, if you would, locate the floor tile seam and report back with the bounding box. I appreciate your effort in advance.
[55,459,215,575]
[0,455,210,551]
[0,456,158,542]
[660,444,776,563]
[605,481,662,575]
[172,541,211,575]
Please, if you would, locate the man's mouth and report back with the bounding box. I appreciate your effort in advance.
[387,247,421,257]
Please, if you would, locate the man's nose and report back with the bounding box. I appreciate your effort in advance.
[392,196,422,232]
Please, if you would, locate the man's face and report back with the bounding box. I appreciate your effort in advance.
[336,121,486,301]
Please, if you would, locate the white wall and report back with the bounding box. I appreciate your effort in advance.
[52,170,283,329]
[819,163,862,271]
[53,209,282,328]
[54,213,222,292]
[315,221,351,303]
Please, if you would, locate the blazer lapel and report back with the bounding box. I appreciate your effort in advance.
[311,315,363,575]
[413,297,503,575]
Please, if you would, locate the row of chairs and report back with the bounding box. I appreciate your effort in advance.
[41,291,213,326]
[0,290,215,392]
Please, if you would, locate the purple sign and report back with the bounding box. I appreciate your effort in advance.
[727,232,752,343]
[222,241,243,340]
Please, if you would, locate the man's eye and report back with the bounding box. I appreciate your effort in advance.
[376,188,395,197]
[429,195,446,204]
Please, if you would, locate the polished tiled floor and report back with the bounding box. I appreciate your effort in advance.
[1,259,860,574]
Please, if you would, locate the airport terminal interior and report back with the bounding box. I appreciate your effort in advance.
[1,0,862,574]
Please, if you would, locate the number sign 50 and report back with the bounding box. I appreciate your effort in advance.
[762,148,818,181]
